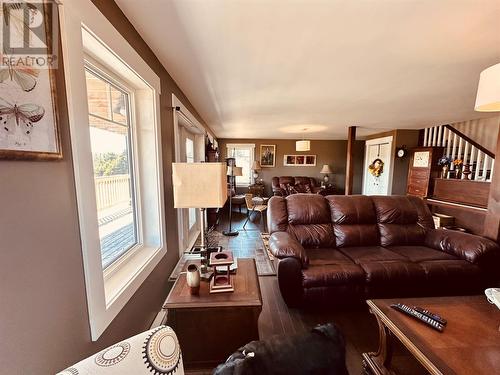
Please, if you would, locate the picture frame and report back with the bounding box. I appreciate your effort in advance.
[260,144,276,167]
[0,2,62,160]
[284,154,316,166]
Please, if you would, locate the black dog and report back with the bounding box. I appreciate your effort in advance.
[213,323,348,375]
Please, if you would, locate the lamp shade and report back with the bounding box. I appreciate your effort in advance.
[172,162,227,208]
[296,140,310,151]
[475,62,500,112]
[320,164,333,174]
[251,160,262,170]
[227,166,243,177]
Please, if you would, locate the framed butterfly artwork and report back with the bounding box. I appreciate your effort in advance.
[0,1,62,160]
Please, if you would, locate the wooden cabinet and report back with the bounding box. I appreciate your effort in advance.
[406,147,443,198]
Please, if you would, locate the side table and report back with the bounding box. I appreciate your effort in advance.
[164,258,262,370]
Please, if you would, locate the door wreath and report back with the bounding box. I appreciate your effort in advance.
[368,158,384,177]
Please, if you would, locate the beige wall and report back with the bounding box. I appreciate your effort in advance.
[0,1,212,373]
[219,138,365,195]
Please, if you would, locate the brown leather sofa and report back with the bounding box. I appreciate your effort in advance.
[272,176,323,196]
[267,194,500,307]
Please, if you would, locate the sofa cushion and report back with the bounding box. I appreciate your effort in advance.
[371,196,426,246]
[361,261,427,298]
[418,260,483,294]
[338,246,407,264]
[302,263,365,288]
[326,196,380,247]
[288,224,335,248]
[387,245,457,262]
[287,194,331,225]
[268,196,289,234]
[307,248,355,266]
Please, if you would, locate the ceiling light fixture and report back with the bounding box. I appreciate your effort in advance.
[475,62,500,112]
[296,128,310,151]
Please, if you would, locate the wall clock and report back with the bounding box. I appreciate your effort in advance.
[413,151,430,167]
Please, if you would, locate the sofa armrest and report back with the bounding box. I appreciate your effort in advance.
[425,228,500,266]
[269,231,309,268]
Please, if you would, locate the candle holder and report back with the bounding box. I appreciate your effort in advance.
[209,251,235,294]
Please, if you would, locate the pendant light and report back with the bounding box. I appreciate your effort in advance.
[475,62,500,112]
[296,128,310,151]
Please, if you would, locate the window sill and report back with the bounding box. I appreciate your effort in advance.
[104,244,164,306]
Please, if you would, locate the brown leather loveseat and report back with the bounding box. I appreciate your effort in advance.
[267,194,500,307]
[272,176,323,196]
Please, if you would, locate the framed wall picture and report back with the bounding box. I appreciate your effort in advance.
[0,2,62,160]
[260,144,276,167]
[284,154,316,166]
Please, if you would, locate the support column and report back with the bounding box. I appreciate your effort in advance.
[483,131,500,242]
[345,126,356,195]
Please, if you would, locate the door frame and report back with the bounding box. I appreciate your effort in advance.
[362,135,394,195]
[172,94,206,256]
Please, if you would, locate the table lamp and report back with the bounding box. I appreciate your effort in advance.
[320,164,333,185]
[172,162,227,276]
[251,160,262,181]
[224,165,242,236]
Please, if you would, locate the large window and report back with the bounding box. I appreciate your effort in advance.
[226,144,255,186]
[63,4,165,341]
[85,67,138,269]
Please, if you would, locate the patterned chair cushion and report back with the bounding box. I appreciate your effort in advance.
[57,326,184,375]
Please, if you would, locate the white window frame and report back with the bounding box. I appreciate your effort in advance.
[226,143,256,187]
[172,94,206,256]
[60,0,165,341]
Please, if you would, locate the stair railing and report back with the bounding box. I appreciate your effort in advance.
[422,124,495,182]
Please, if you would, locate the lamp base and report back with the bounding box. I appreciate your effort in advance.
[223,230,239,236]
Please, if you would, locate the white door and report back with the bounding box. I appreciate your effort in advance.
[363,136,393,195]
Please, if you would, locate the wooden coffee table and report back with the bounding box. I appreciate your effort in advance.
[164,258,262,370]
[363,296,500,375]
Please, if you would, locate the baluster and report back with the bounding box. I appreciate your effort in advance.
[489,159,495,182]
[469,146,476,180]
[462,141,470,179]
[475,150,483,180]
[431,127,437,146]
[437,126,443,147]
[445,128,452,157]
[450,133,458,171]
[483,156,491,181]
[423,128,429,146]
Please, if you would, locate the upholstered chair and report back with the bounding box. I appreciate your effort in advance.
[57,326,184,375]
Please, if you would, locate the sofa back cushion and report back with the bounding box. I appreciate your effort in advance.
[326,195,380,247]
[286,194,335,248]
[371,196,426,246]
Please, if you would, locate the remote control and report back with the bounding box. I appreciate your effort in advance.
[390,303,444,332]
[413,306,447,326]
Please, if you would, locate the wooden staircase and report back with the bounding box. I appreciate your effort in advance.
[422,124,495,182]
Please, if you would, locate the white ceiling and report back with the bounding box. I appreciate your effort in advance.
[115,0,500,140]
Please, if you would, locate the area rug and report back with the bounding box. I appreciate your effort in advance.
[257,232,276,276]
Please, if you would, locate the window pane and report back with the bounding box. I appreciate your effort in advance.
[86,70,111,120]
[231,148,251,185]
[111,87,128,125]
[86,68,137,269]
[185,138,196,228]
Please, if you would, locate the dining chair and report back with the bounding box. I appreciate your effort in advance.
[243,193,267,230]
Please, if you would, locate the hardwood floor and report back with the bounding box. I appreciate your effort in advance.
[189,206,426,374]
[216,207,376,374]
